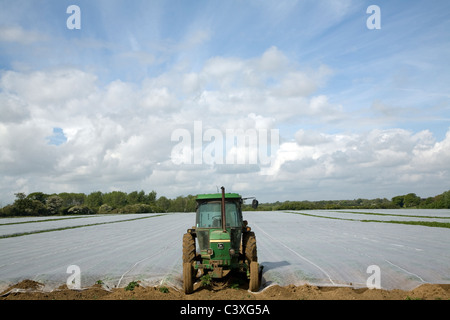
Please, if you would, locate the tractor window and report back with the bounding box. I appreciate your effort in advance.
[197,202,241,228]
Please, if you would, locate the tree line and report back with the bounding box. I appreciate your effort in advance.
[0,190,197,217]
[1,189,449,217]
[248,190,450,211]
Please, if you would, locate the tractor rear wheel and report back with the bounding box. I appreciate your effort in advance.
[249,261,260,292]
[243,231,257,262]
[182,233,196,294]
[183,262,194,294]
[182,233,196,263]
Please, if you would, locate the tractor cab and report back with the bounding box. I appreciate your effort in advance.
[196,199,242,229]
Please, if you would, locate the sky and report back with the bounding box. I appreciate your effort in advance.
[0,0,449,205]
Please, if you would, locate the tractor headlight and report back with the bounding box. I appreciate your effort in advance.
[207,248,213,255]
[229,248,235,255]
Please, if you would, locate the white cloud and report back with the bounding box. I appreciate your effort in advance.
[139,86,178,113]
[256,46,289,74]
[295,129,332,146]
[0,68,175,202]
[172,47,336,123]
[0,69,98,110]
[411,129,450,172]
[0,92,30,123]
[148,125,450,202]
[0,45,449,205]
[260,127,449,199]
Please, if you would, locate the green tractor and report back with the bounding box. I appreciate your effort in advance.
[182,187,261,294]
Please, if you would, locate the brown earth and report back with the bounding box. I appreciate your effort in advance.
[1,278,449,300]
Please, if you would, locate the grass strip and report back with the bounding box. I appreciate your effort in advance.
[332,210,450,219]
[289,211,357,221]
[0,214,165,239]
[288,211,450,229]
[361,219,450,228]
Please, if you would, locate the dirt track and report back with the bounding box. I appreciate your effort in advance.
[1,279,449,300]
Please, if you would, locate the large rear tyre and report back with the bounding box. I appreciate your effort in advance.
[182,233,196,263]
[249,261,260,292]
[242,232,257,263]
[182,233,196,294]
[183,262,194,294]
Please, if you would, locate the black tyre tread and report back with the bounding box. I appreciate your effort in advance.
[243,231,257,262]
[182,233,196,263]
[183,262,194,294]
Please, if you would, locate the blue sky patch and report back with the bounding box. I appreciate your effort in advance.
[47,127,67,146]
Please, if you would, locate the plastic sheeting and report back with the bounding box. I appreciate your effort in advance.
[0,210,449,292]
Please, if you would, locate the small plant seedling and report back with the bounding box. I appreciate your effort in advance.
[125,281,139,291]
[201,274,212,287]
[230,283,239,289]
[159,286,169,293]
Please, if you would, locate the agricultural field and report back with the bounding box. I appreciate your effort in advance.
[1,209,449,298]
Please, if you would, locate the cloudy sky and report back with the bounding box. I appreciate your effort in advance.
[1,0,449,205]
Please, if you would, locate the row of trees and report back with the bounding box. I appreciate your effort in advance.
[1,189,449,217]
[0,190,197,217]
[391,191,450,209]
[244,190,450,211]
[260,197,396,211]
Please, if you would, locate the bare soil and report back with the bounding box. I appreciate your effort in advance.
[1,278,449,300]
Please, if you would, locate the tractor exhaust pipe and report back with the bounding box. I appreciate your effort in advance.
[221,186,226,232]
